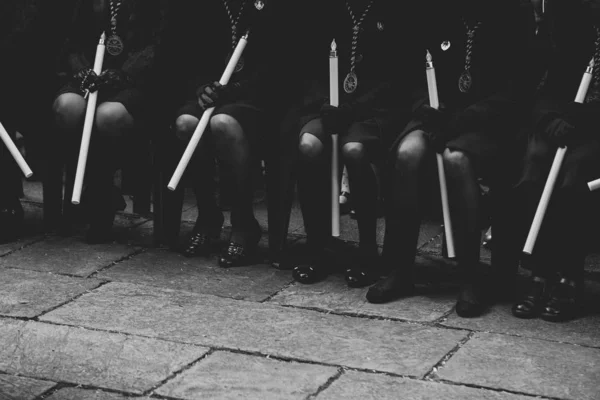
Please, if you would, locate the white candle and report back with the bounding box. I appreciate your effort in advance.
[330,39,340,237]
[426,50,455,259]
[72,32,107,204]
[0,121,33,178]
[588,177,600,191]
[523,58,594,254]
[168,32,249,191]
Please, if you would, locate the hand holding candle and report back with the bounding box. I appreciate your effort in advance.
[168,32,249,191]
[0,121,33,178]
[426,50,455,259]
[72,32,107,204]
[329,39,340,237]
[523,58,594,254]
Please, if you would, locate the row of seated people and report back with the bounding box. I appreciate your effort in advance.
[1,0,599,323]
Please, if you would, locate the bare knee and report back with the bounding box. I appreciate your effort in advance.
[95,102,134,137]
[443,148,471,174]
[210,113,243,143]
[395,130,429,170]
[53,93,86,128]
[174,114,198,142]
[299,132,324,160]
[342,142,365,164]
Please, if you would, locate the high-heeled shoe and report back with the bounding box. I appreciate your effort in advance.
[511,276,547,319]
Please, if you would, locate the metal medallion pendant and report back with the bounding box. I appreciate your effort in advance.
[106,34,124,56]
[254,0,264,10]
[343,71,358,94]
[441,40,451,51]
[458,69,472,93]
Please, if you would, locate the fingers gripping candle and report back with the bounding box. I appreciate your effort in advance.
[168,32,249,191]
[524,58,594,254]
[72,32,107,204]
[330,39,340,237]
[426,50,455,258]
[0,121,33,178]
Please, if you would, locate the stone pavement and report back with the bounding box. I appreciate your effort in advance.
[1,182,599,400]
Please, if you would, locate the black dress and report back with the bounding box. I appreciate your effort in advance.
[162,0,287,142]
[515,0,600,279]
[56,0,162,119]
[391,0,522,176]
[281,0,421,153]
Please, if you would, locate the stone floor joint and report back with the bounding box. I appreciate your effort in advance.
[87,247,147,279]
[32,280,112,321]
[433,378,570,400]
[423,331,474,380]
[304,367,344,400]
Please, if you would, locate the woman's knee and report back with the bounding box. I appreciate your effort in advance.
[174,114,199,142]
[209,113,244,143]
[53,93,86,128]
[443,148,472,174]
[299,132,324,160]
[342,142,366,164]
[395,130,429,170]
[95,102,134,137]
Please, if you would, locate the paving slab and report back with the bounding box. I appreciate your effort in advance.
[0,236,141,277]
[0,319,208,394]
[97,249,291,302]
[420,233,491,262]
[45,388,152,400]
[318,371,533,400]
[41,282,468,377]
[442,303,600,348]
[0,235,42,258]
[0,268,103,318]
[0,373,56,400]
[270,274,455,322]
[437,332,600,400]
[156,351,337,400]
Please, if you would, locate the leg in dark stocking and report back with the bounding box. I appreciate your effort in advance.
[0,122,24,243]
[210,114,260,267]
[175,114,223,257]
[367,130,430,303]
[293,127,332,283]
[50,93,86,233]
[342,141,379,287]
[443,149,485,317]
[84,102,133,243]
[541,188,588,322]
[511,182,557,318]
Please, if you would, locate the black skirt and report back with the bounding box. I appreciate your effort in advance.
[518,131,600,190]
[55,80,147,120]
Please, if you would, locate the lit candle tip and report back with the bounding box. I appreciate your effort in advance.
[426,49,432,62]
[331,39,337,52]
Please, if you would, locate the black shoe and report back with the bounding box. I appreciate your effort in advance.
[182,232,215,258]
[540,278,580,322]
[291,247,331,284]
[0,203,24,243]
[456,283,486,318]
[483,226,492,248]
[345,248,380,288]
[218,223,261,268]
[85,224,113,244]
[511,276,546,319]
[366,268,415,304]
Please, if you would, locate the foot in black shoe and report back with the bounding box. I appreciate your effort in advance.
[292,263,329,284]
[366,269,414,304]
[456,283,486,318]
[182,232,214,258]
[540,278,580,322]
[345,247,380,288]
[219,242,256,268]
[511,276,546,319]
